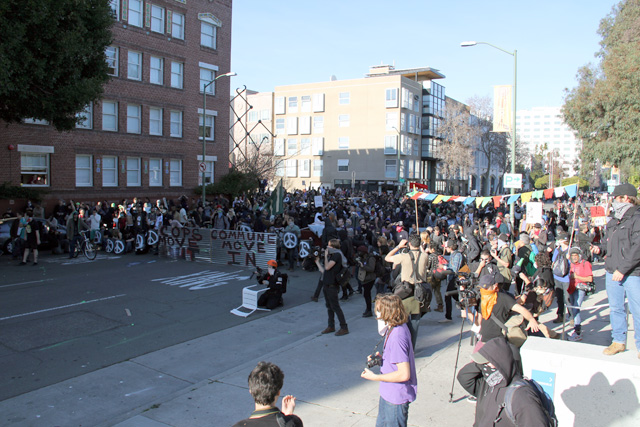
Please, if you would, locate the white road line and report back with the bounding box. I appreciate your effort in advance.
[0,294,127,321]
[0,278,55,289]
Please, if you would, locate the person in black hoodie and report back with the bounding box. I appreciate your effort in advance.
[457,337,548,427]
[465,225,482,272]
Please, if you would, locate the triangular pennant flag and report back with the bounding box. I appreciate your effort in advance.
[441,195,452,202]
[532,190,544,200]
[565,184,578,198]
[481,197,492,207]
[493,196,502,209]
[406,190,418,198]
[475,197,484,208]
[425,193,437,201]
[521,192,533,203]
[464,197,475,205]
[410,191,423,200]
[455,196,467,202]
[433,195,445,204]
[543,188,554,200]
[507,194,520,205]
[417,193,430,200]
[554,187,565,198]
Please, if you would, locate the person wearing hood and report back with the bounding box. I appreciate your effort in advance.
[465,225,482,271]
[256,260,285,310]
[457,337,549,426]
[592,183,640,357]
[318,239,349,336]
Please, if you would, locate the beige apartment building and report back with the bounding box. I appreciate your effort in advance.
[231,65,447,192]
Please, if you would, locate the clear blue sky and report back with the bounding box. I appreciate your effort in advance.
[229,0,619,111]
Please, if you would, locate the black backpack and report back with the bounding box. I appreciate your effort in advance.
[408,251,431,307]
[495,378,558,427]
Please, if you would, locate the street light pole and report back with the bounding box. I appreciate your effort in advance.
[201,71,236,205]
[461,41,517,229]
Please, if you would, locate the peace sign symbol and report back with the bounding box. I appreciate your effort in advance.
[283,232,298,249]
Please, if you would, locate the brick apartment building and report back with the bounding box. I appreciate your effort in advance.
[0,0,233,211]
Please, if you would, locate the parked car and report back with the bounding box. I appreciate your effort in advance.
[0,218,67,255]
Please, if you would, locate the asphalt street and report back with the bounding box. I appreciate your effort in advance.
[0,252,318,401]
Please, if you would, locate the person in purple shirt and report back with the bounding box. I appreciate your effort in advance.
[361,294,417,427]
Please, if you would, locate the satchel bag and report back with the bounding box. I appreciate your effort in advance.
[491,314,527,348]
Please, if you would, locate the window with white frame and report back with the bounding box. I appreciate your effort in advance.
[339,114,349,128]
[171,12,185,39]
[312,93,325,112]
[287,117,297,135]
[299,116,311,134]
[274,138,285,156]
[275,118,285,134]
[312,137,324,155]
[287,139,298,156]
[76,155,93,187]
[313,159,323,177]
[21,153,50,186]
[105,46,118,76]
[339,92,350,105]
[409,114,416,134]
[149,158,162,186]
[199,113,215,140]
[109,0,119,19]
[127,51,142,80]
[337,159,349,172]
[198,160,215,185]
[150,56,163,85]
[288,97,298,113]
[23,118,48,125]
[313,116,324,133]
[275,160,285,177]
[408,92,414,111]
[170,110,182,137]
[126,157,141,186]
[247,111,258,122]
[301,96,311,112]
[401,135,410,154]
[149,107,162,135]
[170,61,183,89]
[338,137,349,149]
[128,0,143,27]
[385,160,397,178]
[402,88,409,109]
[102,156,118,187]
[400,113,406,132]
[299,159,311,178]
[384,135,397,154]
[102,100,118,131]
[386,88,398,108]
[386,112,397,130]
[275,97,285,114]
[413,137,419,156]
[300,138,311,155]
[200,67,216,94]
[399,159,406,179]
[170,159,182,186]
[201,21,217,49]
[150,5,164,33]
[127,104,141,134]
[76,103,93,129]
[285,159,297,177]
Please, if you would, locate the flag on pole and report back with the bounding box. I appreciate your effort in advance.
[266,179,285,215]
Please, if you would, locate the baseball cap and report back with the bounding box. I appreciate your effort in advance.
[478,274,497,289]
[569,247,582,256]
[498,233,509,242]
[267,260,278,268]
[612,183,637,198]
[556,231,569,241]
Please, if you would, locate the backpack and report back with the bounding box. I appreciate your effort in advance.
[336,264,352,287]
[409,251,431,307]
[495,378,558,427]
[373,253,389,278]
[552,248,570,277]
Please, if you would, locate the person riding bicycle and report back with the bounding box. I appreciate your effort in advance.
[66,211,89,258]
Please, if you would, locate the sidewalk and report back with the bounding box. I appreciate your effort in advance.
[0,263,615,426]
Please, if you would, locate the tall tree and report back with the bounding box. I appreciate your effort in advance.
[563,0,640,167]
[0,0,113,131]
[436,98,475,184]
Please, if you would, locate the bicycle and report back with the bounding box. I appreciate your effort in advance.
[72,230,97,260]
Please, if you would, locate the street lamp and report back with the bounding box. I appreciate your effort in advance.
[461,41,517,227]
[201,71,237,204]
[391,126,402,186]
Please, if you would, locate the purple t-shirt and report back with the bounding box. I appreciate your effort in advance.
[379,323,417,404]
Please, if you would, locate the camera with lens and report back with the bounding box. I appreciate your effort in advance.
[308,246,324,259]
[366,352,383,369]
[455,273,479,309]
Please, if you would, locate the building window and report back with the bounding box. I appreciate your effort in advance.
[313,159,323,177]
[338,137,349,150]
[287,117,298,135]
[275,118,285,134]
[76,155,93,187]
[274,138,285,156]
[127,104,141,134]
[312,137,324,155]
[300,138,311,155]
[200,68,216,94]
[286,159,297,177]
[386,112,397,130]
[102,156,118,187]
[275,97,286,114]
[169,110,182,137]
[150,5,164,33]
[384,135,397,154]
[337,159,349,172]
[127,51,142,80]
[288,97,298,113]
[287,139,298,156]
[171,12,185,39]
[109,0,119,20]
[386,88,398,108]
[76,103,93,129]
[102,101,118,131]
[275,160,285,177]
[128,0,143,27]
[126,157,141,186]
[150,56,163,85]
[301,96,311,112]
[170,61,183,89]
[339,92,350,105]
[247,111,258,122]
[312,93,325,112]
[198,160,215,185]
[299,159,311,178]
[21,153,49,186]
[170,159,182,186]
[105,46,118,76]
[400,113,406,132]
[299,116,311,134]
[338,114,350,128]
[149,107,162,135]
[385,160,397,178]
[147,158,162,186]
[199,113,215,140]
[201,21,217,49]
[313,116,324,133]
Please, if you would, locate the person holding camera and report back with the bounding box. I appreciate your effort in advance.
[356,245,377,317]
[256,260,285,310]
[361,294,417,427]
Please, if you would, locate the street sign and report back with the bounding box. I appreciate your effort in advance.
[503,173,523,189]
[199,162,207,173]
